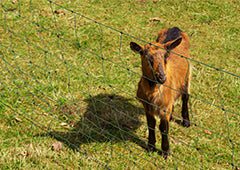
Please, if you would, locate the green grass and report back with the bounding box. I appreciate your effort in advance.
[0,0,239,169]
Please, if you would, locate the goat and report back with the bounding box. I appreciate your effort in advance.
[130,27,191,159]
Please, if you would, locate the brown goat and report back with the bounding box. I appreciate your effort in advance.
[130,27,191,159]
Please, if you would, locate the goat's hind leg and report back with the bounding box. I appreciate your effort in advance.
[182,92,190,127]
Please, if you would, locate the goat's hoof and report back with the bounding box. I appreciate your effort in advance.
[162,151,168,159]
[183,120,190,127]
[147,145,156,152]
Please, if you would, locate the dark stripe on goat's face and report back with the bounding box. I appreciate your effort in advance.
[148,55,154,66]
[147,52,166,85]
[156,63,166,84]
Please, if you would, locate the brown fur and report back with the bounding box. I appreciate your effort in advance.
[130,27,191,159]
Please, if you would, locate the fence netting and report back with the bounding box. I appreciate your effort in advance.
[0,0,239,169]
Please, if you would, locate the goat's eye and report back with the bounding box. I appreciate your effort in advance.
[148,56,154,66]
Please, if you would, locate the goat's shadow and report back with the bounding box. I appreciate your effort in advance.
[48,93,150,152]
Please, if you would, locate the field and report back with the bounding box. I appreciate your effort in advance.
[0,0,239,169]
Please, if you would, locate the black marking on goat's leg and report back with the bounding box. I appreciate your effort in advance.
[160,118,169,159]
[146,113,156,152]
[182,93,190,127]
[170,105,174,121]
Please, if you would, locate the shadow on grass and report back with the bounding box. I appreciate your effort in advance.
[46,93,151,153]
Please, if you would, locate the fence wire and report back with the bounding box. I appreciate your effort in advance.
[0,0,239,169]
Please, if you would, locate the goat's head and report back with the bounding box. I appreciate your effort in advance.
[130,37,182,84]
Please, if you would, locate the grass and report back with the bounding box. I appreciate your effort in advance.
[0,0,239,169]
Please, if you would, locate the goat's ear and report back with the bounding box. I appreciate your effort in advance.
[130,42,144,55]
[164,37,182,51]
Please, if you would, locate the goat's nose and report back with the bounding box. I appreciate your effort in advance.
[157,73,166,84]
[160,73,166,80]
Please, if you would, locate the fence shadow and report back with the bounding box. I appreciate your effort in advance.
[47,93,149,152]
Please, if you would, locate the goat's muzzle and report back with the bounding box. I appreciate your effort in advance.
[156,73,166,84]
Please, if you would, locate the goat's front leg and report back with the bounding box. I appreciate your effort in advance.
[146,112,156,152]
[159,110,171,159]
